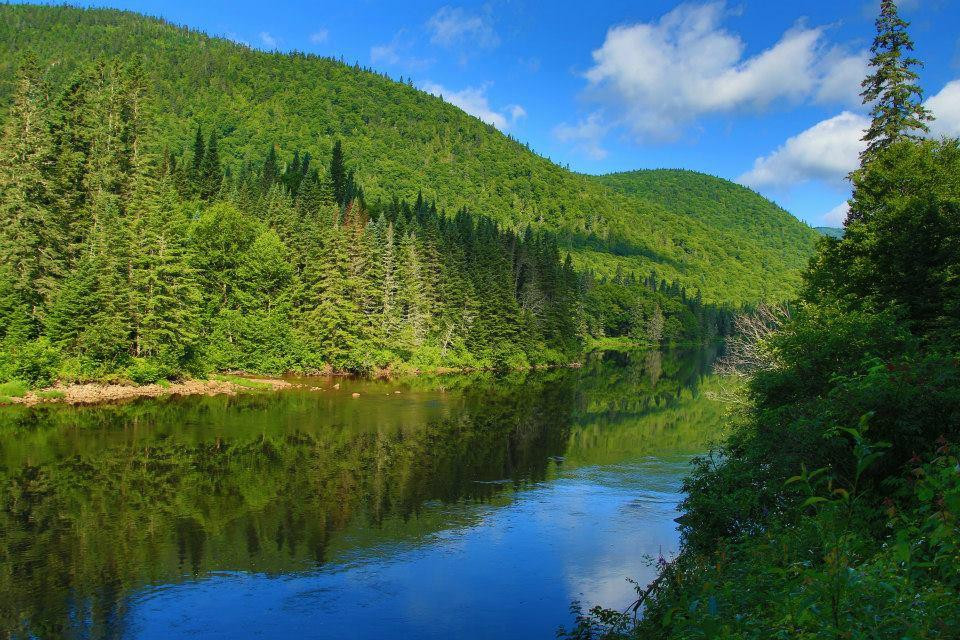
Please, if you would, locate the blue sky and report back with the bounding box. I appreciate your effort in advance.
[36,0,960,225]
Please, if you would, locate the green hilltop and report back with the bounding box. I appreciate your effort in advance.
[0,4,819,305]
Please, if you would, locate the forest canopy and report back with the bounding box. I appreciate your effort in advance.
[0,58,729,386]
[0,3,820,307]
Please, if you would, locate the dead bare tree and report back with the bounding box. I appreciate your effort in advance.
[715,302,792,378]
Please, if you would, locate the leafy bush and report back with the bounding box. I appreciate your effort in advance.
[2,339,61,387]
[126,358,172,385]
[0,379,29,397]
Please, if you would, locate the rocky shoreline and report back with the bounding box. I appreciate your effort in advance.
[3,378,293,407]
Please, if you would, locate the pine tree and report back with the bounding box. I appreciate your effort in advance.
[48,72,95,266]
[646,304,665,345]
[261,145,278,195]
[130,172,200,361]
[329,139,346,206]
[302,222,364,369]
[0,264,34,346]
[45,247,99,352]
[189,124,205,195]
[0,57,61,325]
[377,217,400,338]
[860,0,933,161]
[199,130,222,200]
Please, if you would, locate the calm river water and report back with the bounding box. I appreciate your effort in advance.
[0,349,724,639]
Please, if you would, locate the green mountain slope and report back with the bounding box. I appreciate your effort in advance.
[0,4,819,304]
[814,226,845,239]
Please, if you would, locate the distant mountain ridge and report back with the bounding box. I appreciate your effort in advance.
[0,3,820,304]
[815,226,845,239]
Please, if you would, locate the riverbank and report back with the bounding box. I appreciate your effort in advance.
[0,362,586,407]
[1,376,294,407]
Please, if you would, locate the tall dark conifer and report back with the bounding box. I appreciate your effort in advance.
[199,130,222,200]
[0,57,60,324]
[261,145,278,194]
[329,139,346,206]
[190,124,205,189]
[860,0,933,162]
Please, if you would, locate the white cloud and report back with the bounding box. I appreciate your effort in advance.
[507,104,527,122]
[370,31,433,70]
[554,113,609,160]
[421,82,524,131]
[822,201,850,226]
[371,43,400,65]
[816,49,869,106]
[580,2,868,141]
[739,111,869,189]
[426,6,498,49]
[309,29,329,45]
[926,80,960,138]
[259,32,278,48]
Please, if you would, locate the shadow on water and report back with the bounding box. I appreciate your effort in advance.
[0,348,724,639]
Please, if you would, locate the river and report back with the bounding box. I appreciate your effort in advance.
[0,349,724,639]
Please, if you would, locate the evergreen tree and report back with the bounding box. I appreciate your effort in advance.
[330,139,346,206]
[48,72,95,266]
[199,130,222,200]
[860,0,933,162]
[189,124,205,194]
[130,172,200,361]
[302,222,364,369]
[0,57,61,325]
[646,304,665,345]
[261,145,278,194]
[0,264,33,346]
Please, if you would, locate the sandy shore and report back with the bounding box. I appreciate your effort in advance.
[4,377,292,407]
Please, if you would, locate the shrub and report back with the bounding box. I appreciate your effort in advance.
[126,358,172,384]
[0,379,29,397]
[3,339,61,387]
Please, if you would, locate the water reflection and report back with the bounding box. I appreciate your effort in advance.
[0,349,723,639]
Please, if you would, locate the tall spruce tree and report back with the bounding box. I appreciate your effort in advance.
[261,145,278,195]
[860,0,933,162]
[48,72,95,266]
[199,130,222,200]
[329,139,346,207]
[130,172,200,361]
[0,57,61,325]
[189,124,205,195]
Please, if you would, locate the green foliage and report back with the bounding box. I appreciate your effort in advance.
[125,357,172,384]
[561,138,960,636]
[814,226,844,239]
[594,169,819,300]
[209,373,272,389]
[33,389,65,400]
[0,4,818,305]
[808,139,960,341]
[0,338,61,387]
[0,55,730,385]
[0,379,28,397]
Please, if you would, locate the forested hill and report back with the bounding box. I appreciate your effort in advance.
[594,169,815,250]
[0,4,819,305]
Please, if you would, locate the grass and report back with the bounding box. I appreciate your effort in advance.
[34,389,66,400]
[0,380,29,398]
[210,373,272,390]
[586,336,655,352]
